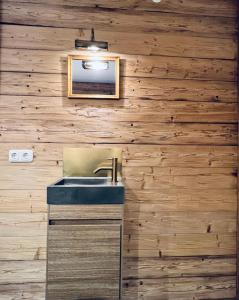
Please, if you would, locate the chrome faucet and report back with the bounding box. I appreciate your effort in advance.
[93,157,118,183]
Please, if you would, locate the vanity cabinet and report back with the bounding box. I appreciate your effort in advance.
[46,205,123,300]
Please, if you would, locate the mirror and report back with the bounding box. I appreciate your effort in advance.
[68,55,120,99]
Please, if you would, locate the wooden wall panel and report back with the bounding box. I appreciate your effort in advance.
[1,72,237,101]
[123,276,236,299]
[0,283,45,300]
[2,0,237,17]
[1,49,237,81]
[0,0,237,299]
[1,24,237,59]
[1,1,237,37]
[124,256,236,278]
[0,260,45,284]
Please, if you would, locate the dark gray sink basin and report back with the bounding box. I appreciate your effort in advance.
[55,177,109,186]
[47,177,124,205]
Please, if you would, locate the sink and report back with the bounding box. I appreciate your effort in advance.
[47,177,124,205]
[55,177,110,186]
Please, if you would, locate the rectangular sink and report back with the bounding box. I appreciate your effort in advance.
[55,177,110,186]
[47,177,124,205]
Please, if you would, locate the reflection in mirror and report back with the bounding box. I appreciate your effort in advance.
[72,59,115,95]
[68,56,120,99]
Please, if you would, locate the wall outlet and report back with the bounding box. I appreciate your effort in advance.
[9,150,33,163]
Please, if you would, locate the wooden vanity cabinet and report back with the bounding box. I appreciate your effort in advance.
[46,205,123,300]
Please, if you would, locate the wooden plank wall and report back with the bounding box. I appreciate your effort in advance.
[0,0,238,299]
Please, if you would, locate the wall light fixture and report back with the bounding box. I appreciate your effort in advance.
[75,28,108,51]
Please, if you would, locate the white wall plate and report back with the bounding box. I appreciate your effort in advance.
[9,150,33,163]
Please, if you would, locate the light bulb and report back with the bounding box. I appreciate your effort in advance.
[82,60,109,70]
[87,45,100,51]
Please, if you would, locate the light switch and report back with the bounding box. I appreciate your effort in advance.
[9,150,33,163]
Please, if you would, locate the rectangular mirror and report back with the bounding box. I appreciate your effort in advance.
[68,55,120,99]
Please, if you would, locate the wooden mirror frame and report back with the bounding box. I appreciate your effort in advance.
[68,55,120,99]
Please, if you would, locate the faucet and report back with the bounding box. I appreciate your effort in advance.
[93,157,118,183]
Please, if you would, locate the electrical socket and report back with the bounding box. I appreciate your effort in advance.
[9,150,33,163]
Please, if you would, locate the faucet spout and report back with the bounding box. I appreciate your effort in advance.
[93,167,113,174]
[93,157,118,183]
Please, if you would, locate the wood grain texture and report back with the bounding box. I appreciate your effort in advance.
[1,72,237,102]
[0,166,237,190]
[123,276,236,299]
[0,260,46,284]
[123,256,236,279]
[1,1,237,38]
[47,223,121,300]
[124,233,236,257]
[124,211,236,234]
[0,121,236,145]
[0,0,237,299]
[1,49,237,81]
[0,143,236,168]
[125,189,237,212]
[0,283,45,300]
[1,188,236,214]
[1,24,237,59]
[3,0,237,17]
[0,236,46,260]
[49,204,123,220]
[0,95,237,124]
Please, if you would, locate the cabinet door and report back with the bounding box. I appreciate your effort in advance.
[46,222,121,300]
